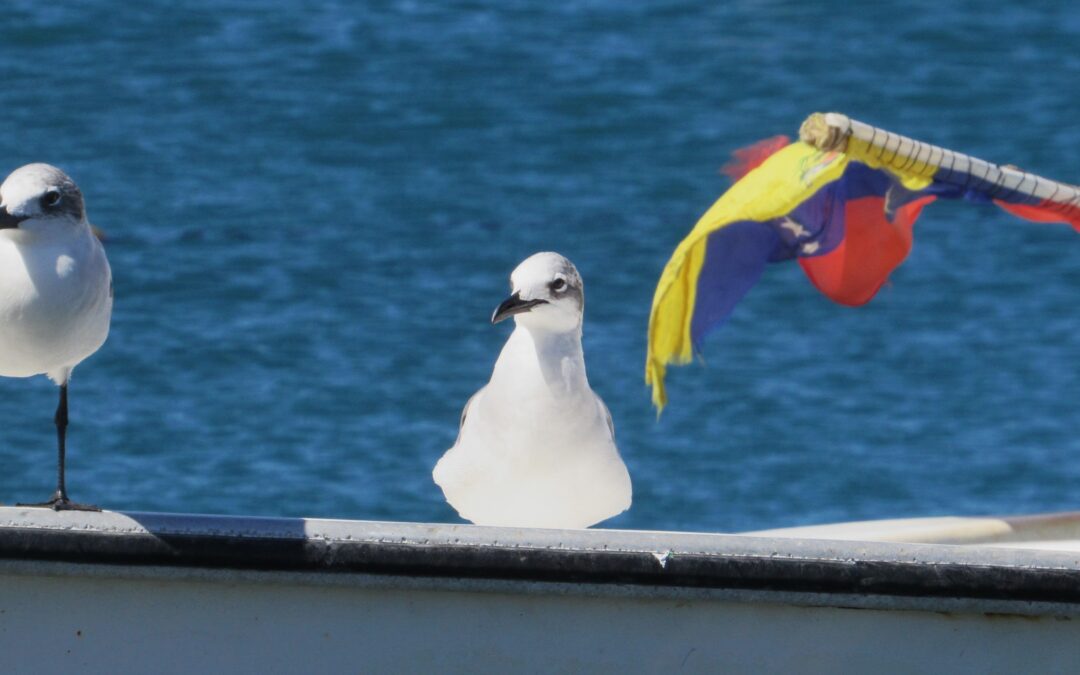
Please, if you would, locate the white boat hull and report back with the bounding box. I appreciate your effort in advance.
[1,508,1079,673]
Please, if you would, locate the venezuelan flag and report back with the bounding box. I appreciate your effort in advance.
[646,112,1080,410]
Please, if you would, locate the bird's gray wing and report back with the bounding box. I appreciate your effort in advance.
[455,387,485,444]
[595,394,615,438]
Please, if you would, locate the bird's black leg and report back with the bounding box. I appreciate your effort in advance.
[17,383,100,512]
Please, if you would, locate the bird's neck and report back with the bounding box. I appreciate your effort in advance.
[3,221,91,249]
[493,325,588,396]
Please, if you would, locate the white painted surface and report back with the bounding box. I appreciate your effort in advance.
[4,508,1080,673]
[1,566,1079,675]
[749,512,1080,550]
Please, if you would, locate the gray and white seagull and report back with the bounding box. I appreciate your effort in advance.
[0,163,113,511]
[433,252,631,529]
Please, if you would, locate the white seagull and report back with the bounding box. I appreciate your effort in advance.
[0,164,113,511]
[433,252,631,529]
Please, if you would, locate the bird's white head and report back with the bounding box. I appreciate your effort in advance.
[491,252,584,334]
[0,164,88,241]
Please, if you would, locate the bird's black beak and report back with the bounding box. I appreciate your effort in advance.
[0,205,26,230]
[492,292,548,324]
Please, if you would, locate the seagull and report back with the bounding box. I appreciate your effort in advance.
[433,252,631,529]
[0,164,113,511]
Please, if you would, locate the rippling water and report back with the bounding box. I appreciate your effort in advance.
[0,1,1076,531]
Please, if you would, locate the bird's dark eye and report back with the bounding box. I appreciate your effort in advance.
[550,278,566,292]
[41,189,61,208]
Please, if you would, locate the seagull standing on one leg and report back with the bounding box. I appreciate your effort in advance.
[434,252,631,529]
[0,164,113,511]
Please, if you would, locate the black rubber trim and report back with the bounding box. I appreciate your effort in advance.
[1,524,1078,605]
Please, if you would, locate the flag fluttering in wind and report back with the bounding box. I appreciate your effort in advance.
[646,112,1080,410]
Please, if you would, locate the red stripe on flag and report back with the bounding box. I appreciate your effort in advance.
[799,196,934,307]
[994,200,1080,233]
[721,136,791,181]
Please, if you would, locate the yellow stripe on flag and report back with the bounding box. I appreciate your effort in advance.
[645,142,850,410]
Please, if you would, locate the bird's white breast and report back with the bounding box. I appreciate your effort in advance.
[0,229,112,379]
[434,327,632,529]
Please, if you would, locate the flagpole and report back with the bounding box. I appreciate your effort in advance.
[799,112,1080,209]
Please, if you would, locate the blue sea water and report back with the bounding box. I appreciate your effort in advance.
[0,1,1076,532]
